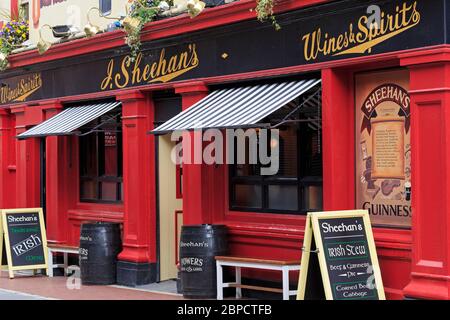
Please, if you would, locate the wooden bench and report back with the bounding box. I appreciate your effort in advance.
[47,243,79,277]
[215,256,301,300]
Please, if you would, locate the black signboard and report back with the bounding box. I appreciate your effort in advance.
[297,210,385,300]
[0,0,447,106]
[0,208,48,278]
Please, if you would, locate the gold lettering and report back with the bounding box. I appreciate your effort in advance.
[114,56,131,89]
[99,44,200,90]
[101,60,115,90]
[302,1,421,60]
[131,53,143,84]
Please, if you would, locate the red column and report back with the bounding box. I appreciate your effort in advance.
[0,109,15,208]
[10,105,42,208]
[401,49,450,299]
[174,82,211,225]
[116,90,156,286]
[321,68,355,211]
[41,101,69,243]
[10,0,19,20]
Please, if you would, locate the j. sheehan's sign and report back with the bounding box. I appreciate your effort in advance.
[100,44,199,91]
[0,0,445,105]
[302,1,421,61]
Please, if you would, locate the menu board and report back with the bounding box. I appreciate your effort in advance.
[1,208,48,278]
[355,69,412,228]
[297,210,385,300]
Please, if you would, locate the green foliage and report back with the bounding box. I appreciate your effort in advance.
[125,0,162,62]
[255,0,281,31]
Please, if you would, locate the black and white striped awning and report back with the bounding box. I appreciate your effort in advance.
[18,101,121,139]
[152,79,321,134]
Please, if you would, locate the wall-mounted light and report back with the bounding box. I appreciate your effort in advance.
[187,0,206,18]
[37,25,53,55]
[37,24,81,55]
[84,7,125,38]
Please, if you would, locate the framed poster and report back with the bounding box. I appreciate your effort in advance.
[355,69,412,228]
[1,208,49,278]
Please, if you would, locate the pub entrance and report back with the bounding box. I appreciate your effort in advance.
[154,94,183,281]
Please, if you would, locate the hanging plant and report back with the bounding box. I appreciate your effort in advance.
[124,0,172,62]
[0,20,29,71]
[255,0,281,31]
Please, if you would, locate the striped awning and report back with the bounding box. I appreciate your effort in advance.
[152,79,321,134]
[18,101,121,139]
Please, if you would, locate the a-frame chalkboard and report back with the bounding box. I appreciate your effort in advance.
[297,210,385,300]
[1,208,49,279]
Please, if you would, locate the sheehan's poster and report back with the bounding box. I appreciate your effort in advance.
[355,69,412,228]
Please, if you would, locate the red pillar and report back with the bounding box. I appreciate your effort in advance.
[174,82,211,225]
[10,0,19,20]
[0,109,15,208]
[321,68,355,211]
[10,105,42,208]
[401,49,450,299]
[116,90,156,286]
[41,101,69,243]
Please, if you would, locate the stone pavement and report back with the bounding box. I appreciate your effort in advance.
[0,272,185,300]
[0,288,48,300]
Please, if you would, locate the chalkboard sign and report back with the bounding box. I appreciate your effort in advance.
[297,210,385,300]
[1,208,49,278]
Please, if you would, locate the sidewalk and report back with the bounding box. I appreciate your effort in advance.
[0,272,185,300]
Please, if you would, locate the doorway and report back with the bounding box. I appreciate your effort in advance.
[157,134,183,281]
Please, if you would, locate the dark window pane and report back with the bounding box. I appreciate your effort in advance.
[268,185,298,211]
[101,181,118,201]
[103,131,118,176]
[80,134,98,177]
[274,127,298,177]
[79,107,122,203]
[302,185,323,211]
[233,184,262,209]
[80,180,97,200]
[99,0,112,15]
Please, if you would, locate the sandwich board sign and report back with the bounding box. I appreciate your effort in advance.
[297,210,385,300]
[0,208,49,278]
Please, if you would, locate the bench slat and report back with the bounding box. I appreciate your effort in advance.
[215,256,299,266]
[48,244,79,250]
[228,284,284,294]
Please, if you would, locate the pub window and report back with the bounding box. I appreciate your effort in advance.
[20,0,30,22]
[99,0,112,15]
[79,108,122,203]
[229,87,323,214]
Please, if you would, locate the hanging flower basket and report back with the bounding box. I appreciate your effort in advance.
[0,20,29,71]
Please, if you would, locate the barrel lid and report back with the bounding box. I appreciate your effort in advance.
[181,224,227,230]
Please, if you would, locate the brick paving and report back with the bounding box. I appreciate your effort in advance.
[0,272,185,300]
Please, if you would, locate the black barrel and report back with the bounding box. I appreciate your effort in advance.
[79,222,122,285]
[179,224,228,298]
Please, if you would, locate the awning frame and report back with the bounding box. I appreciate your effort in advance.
[17,101,122,140]
[150,79,321,135]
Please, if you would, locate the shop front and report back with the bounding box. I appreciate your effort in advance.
[1,0,450,299]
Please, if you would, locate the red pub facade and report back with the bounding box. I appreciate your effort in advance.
[1,0,450,300]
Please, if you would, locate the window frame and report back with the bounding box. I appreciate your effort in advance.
[228,101,323,215]
[79,112,123,204]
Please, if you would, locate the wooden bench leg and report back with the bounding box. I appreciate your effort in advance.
[235,267,242,299]
[282,267,289,300]
[63,253,69,276]
[216,262,224,300]
[47,249,54,277]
